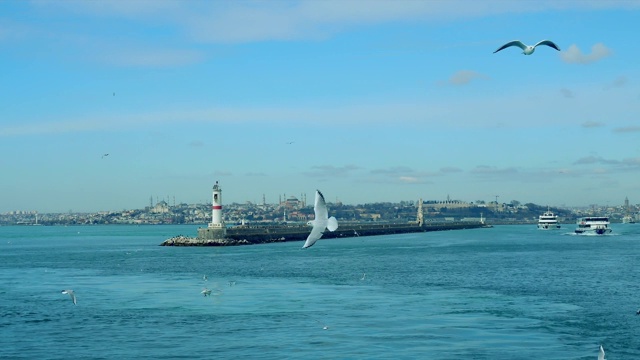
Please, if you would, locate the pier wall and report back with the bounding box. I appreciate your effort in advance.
[197,227,227,240]
[163,221,487,246]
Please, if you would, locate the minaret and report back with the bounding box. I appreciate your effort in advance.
[416,198,424,226]
[209,181,224,228]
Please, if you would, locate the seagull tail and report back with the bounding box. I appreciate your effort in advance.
[327,217,338,232]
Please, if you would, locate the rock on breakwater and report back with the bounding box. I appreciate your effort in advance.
[160,235,250,247]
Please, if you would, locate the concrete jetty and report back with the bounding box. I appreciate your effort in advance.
[160,182,489,247]
[160,221,487,247]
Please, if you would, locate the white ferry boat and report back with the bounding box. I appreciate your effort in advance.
[622,215,636,224]
[575,217,612,235]
[537,208,561,230]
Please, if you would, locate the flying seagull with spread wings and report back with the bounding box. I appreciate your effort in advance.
[61,289,77,305]
[302,190,338,249]
[598,345,606,360]
[493,40,560,55]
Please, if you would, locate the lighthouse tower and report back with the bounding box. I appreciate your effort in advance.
[197,181,227,241]
[209,181,224,228]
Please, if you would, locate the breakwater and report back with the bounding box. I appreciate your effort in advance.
[160,221,488,246]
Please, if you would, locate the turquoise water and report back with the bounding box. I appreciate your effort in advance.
[1,224,639,359]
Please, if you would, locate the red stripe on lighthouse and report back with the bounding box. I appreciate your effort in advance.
[212,205,222,210]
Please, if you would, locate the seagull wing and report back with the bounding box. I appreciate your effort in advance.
[598,345,605,360]
[534,40,560,51]
[62,290,76,305]
[314,190,329,221]
[302,190,332,248]
[494,40,526,53]
[303,223,325,248]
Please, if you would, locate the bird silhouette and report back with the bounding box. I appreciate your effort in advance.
[494,40,560,55]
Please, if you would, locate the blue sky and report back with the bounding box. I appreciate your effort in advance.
[1,0,639,213]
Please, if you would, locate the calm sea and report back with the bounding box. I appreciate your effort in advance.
[1,224,639,359]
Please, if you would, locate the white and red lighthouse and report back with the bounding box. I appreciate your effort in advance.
[209,181,224,228]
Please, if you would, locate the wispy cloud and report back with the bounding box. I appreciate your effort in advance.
[447,70,489,86]
[98,47,204,68]
[613,126,640,133]
[560,88,574,98]
[581,121,605,128]
[370,166,416,176]
[30,1,640,45]
[560,43,612,64]
[622,157,640,167]
[573,156,619,165]
[302,165,360,178]
[604,75,627,90]
[470,165,518,176]
[573,156,640,170]
[368,166,439,184]
[440,166,463,173]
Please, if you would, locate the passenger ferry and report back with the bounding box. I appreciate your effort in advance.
[537,208,561,230]
[622,215,636,224]
[575,217,612,235]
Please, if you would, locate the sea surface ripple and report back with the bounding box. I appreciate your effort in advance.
[1,224,639,359]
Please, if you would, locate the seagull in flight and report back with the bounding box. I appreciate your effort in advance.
[101,153,109,159]
[493,40,560,55]
[201,288,212,297]
[598,345,606,360]
[302,190,339,249]
[61,290,76,305]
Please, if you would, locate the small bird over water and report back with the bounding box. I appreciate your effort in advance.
[201,288,212,297]
[493,40,560,55]
[61,290,76,305]
[598,345,606,360]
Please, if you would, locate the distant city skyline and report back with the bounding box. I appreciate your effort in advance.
[1,1,639,213]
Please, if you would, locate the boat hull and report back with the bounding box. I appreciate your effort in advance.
[537,223,561,230]
[575,228,612,235]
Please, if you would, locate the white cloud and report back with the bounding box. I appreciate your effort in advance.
[33,0,640,44]
[613,126,640,133]
[398,176,421,183]
[560,88,574,98]
[98,47,204,68]
[560,43,612,64]
[604,76,627,89]
[302,165,361,178]
[448,70,488,86]
[440,167,463,173]
[581,121,605,128]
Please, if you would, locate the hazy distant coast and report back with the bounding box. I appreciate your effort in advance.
[2,198,637,226]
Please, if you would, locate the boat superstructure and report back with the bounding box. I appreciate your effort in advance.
[575,217,612,235]
[537,207,561,230]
